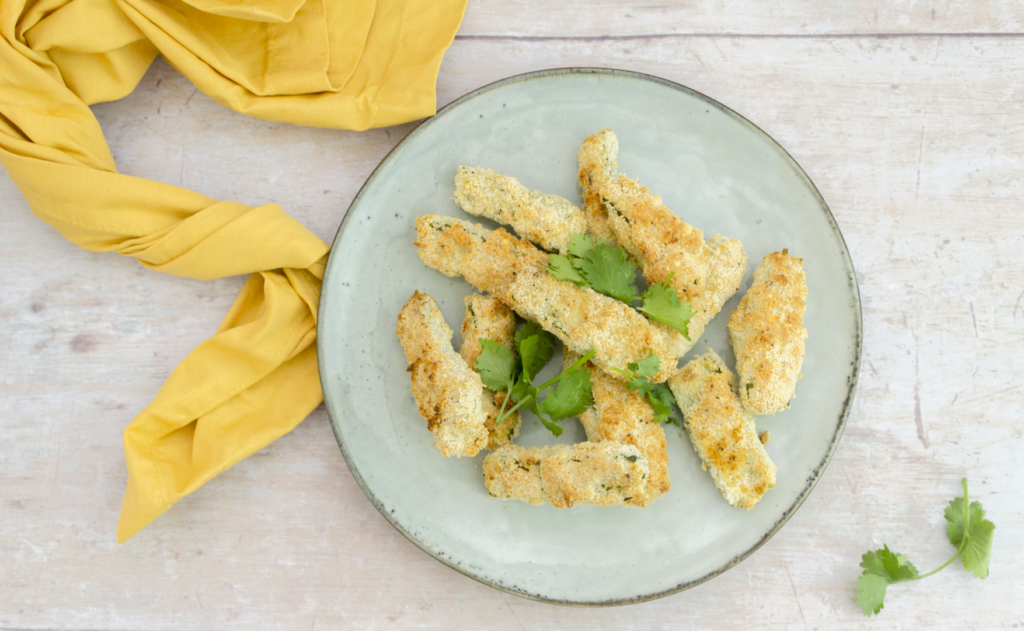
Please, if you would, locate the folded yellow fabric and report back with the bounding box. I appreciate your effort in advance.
[0,0,467,542]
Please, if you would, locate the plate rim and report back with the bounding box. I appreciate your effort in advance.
[316,67,863,606]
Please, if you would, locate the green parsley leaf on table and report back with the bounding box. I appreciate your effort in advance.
[855,546,920,616]
[945,495,995,579]
[855,478,995,617]
[637,277,695,340]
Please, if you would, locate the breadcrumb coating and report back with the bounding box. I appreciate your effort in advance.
[415,214,678,382]
[601,175,747,356]
[577,129,620,246]
[460,293,521,449]
[454,166,587,254]
[565,351,671,507]
[728,250,808,415]
[396,291,488,457]
[668,349,776,509]
[482,442,649,507]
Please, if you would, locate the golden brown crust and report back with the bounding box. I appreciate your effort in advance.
[396,291,488,457]
[460,293,521,449]
[728,250,808,415]
[565,352,670,507]
[668,349,776,509]
[415,214,678,382]
[577,129,620,246]
[601,175,747,355]
[482,442,649,508]
[454,166,587,254]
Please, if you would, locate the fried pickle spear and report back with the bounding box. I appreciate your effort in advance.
[482,442,649,507]
[728,250,808,415]
[601,175,747,355]
[577,129,620,246]
[668,349,776,509]
[415,214,678,382]
[460,292,522,449]
[396,291,488,457]
[454,166,587,254]
[564,351,670,507]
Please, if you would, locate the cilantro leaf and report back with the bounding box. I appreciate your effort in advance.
[615,353,682,426]
[575,241,640,303]
[961,520,995,579]
[547,254,586,285]
[856,546,919,616]
[537,366,594,423]
[628,353,661,380]
[648,384,680,426]
[637,279,694,339]
[514,320,546,348]
[855,574,890,617]
[567,233,595,259]
[855,479,996,616]
[474,339,516,392]
[945,495,995,579]
[516,328,557,383]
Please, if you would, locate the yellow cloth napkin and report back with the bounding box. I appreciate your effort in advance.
[0,0,467,542]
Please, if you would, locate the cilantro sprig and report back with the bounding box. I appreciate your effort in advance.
[547,234,693,338]
[610,353,681,426]
[856,478,995,616]
[474,321,595,437]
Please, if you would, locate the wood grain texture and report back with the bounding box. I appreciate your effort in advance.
[2,7,1024,630]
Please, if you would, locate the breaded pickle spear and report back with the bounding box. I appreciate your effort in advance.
[668,349,776,509]
[728,250,808,415]
[454,166,587,254]
[601,175,747,355]
[396,291,488,457]
[482,442,649,507]
[565,351,670,507]
[460,292,521,449]
[577,129,620,246]
[415,214,678,382]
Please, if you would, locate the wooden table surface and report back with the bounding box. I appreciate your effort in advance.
[3,2,1023,629]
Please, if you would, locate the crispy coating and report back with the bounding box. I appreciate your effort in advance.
[565,351,670,507]
[396,291,488,457]
[415,214,678,382]
[728,250,808,415]
[482,442,649,507]
[601,175,747,356]
[454,166,587,254]
[577,129,620,246]
[460,293,521,449]
[668,349,776,509]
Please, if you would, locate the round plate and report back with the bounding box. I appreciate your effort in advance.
[317,68,861,605]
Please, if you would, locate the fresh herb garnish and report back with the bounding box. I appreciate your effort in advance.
[637,273,694,340]
[549,234,639,303]
[474,323,594,437]
[855,478,995,616]
[547,234,693,338]
[610,353,681,426]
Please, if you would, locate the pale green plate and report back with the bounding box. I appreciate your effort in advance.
[317,69,861,605]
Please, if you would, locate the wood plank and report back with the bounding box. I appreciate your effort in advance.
[461,0,1024,37]
[2,31,1023,630]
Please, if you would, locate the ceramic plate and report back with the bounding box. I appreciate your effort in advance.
[317,69,861,605]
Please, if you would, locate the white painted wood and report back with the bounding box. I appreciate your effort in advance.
[2,8,1024,630]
